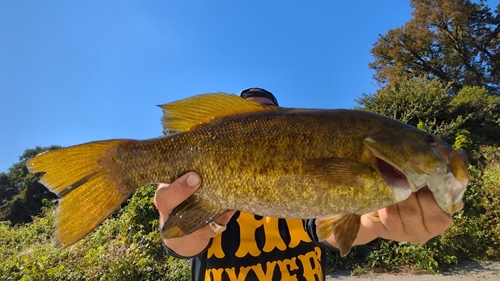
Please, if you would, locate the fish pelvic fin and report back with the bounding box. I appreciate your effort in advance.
[158,93,282,132]
[161,195,228,238]
[317,214,361,257]
[26,140,134,248]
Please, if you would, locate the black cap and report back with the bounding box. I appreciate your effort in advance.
[239,87,279,106]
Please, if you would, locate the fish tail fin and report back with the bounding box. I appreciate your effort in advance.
[317,214,361,257]
[26,140,134,248]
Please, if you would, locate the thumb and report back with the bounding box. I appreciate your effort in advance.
[154,172,201,217]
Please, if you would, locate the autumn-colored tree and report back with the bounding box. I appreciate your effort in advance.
[369,0,500,95]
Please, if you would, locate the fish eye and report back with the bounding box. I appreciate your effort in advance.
[425,135,436,146]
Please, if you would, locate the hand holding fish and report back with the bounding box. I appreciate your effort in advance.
[154,172,236,257]
[356,187,463,245]
[323,187,463,249]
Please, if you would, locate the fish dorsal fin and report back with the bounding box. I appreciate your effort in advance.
[158,93,280,132]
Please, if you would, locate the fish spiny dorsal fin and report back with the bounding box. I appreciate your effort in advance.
[158,93,281,132]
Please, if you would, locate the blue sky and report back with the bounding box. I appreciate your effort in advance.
[0,1,487,173]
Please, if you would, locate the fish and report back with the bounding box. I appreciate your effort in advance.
[26,93,469,256]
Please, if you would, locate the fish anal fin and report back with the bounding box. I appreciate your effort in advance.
[161,195,228,238]
[317,214,361,257]
[316,217,335,241]
[307,157,375,185]
[158,93,281,132]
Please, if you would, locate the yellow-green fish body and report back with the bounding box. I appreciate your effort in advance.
[27,93,469,256]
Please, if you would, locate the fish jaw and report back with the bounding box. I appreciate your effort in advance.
[363,129,469,214]
[427,149,469,214]
[426,171,463,214]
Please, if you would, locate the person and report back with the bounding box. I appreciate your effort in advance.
[154,88,461,281]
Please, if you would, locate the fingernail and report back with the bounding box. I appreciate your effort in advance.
[186,173,201,187]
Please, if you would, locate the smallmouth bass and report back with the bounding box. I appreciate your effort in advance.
[26,93,469,256]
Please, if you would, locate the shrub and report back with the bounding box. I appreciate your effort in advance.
[0,188,191,281]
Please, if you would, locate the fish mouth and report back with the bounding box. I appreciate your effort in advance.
[373,150,468,214]
[363,133,469,214]
[374,157,414,202]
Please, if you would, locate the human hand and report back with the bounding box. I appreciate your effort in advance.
[154,172,236,256]
[359,187,463,245]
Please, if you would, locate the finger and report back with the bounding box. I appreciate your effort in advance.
[190,210,237,239]
[361,210,389,238]
[418,188,453,237]
[154,172,201,216]
[396,191,430,244]
[365,210,381,222]
[369,192,422,242]
[215,210,237,225]
[365,202,403,239]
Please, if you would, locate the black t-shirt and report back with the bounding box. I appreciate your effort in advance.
[165,211,337,281]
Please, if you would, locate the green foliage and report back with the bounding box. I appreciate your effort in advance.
[0,146,60,225]
[450,86,500,148]
[363,241,446,273]
[325,243,373,274]
[454,130,471,150]
[456,146,500,258]
[356,77,458,142]
[417,120,428,132]
[0,187,191,280]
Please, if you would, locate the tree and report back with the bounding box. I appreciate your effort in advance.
[0,146,60,224]
[369,0,500,95]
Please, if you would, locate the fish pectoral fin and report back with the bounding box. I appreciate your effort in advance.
[306,158,375,185]
[158,93,283,132]
[317,214,361,257]
[161,195,228,238]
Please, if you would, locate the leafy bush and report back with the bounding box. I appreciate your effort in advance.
[0,188,191,281]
